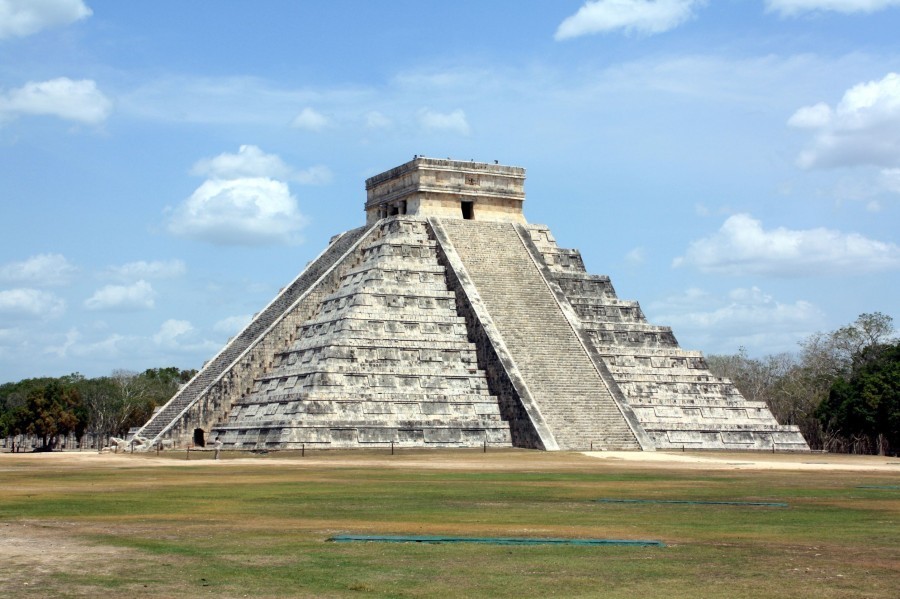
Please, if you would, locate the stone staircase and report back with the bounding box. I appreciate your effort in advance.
[211,217,511,449]
[132,225,371,445]
[438,219,639,450]
[525,224,809,451]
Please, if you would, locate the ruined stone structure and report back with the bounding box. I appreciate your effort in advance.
[132,158,809,452]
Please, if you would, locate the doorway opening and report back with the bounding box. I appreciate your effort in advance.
[193,428,206,447]
[461,201,474,220]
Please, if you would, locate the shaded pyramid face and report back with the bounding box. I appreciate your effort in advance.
[214,218,512,449]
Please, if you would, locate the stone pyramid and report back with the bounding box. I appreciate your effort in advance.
[133,157,809,451]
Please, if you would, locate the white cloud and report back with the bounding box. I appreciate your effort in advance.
[0,288,65,319]
[766,0,900,16]
[0,0,91,39]
[790,72,900,169]
[0,78,111,124]
[786,102,832,128]
[625,247,646,265]
[167,177,307,245]
[673,213,900,276]
[648,286,825,354]
[84,280,155,311]
[105,259,186,281]
[213,313,252,335]
[555,0,705,40]
[417,108,470,135]
[152,319,193,347]
[291,107,328,131]
[292,164,333,185]
[0,253,77,286]
[191,144,294,180]
[191,144,331,185]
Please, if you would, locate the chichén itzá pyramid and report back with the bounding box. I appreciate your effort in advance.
[131,157,809,452]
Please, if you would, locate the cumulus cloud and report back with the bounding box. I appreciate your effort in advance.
[0,288,65,319]
[673,213,900,276]
[786,102,832,128]
[84,280,155,311]
[152,319,192,347]
[766,0,900,16]
[291,107,328,131]
[0,253,77,286]
[192,144,294,179]
[168,147,312,246]
[789,72,900,169]
[0,77,111,124]
[168,177,307,245]
[0,0,91,39]
[417,108,470,135]
[191,145,331,185]
[555,0,705,40]
[105,259,186,281]
[648,286,824,354]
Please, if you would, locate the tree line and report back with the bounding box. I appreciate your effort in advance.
[0,367,196,450]
[706,312,899,455]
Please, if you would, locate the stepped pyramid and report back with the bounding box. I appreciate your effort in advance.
[133,157,809,451]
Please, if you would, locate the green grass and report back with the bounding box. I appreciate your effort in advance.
[1,450,898,598]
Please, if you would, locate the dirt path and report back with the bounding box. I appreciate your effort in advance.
[2,448,898,472]
[581,450,900,472]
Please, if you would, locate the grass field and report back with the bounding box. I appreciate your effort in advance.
[1,449,898,598]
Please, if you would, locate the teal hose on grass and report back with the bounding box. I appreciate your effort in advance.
[329,535,664,547]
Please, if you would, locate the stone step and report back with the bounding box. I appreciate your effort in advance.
[209,217,510,449]
[439,219,639,450]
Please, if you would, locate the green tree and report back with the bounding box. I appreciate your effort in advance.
[1,377,61,443]
[817,342,900,455]
[708,312,896,451]
[20,379,85,449]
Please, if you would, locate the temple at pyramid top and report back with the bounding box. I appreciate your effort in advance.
[365,157,527,225]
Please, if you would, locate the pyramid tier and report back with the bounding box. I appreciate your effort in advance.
[213,217,511,449]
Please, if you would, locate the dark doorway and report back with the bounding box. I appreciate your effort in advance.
[193,428,206,447]
[461,201,474,220]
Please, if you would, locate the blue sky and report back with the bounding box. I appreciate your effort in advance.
[1,0,898,382]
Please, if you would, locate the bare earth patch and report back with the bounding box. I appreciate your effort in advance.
[0,521,131,589]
